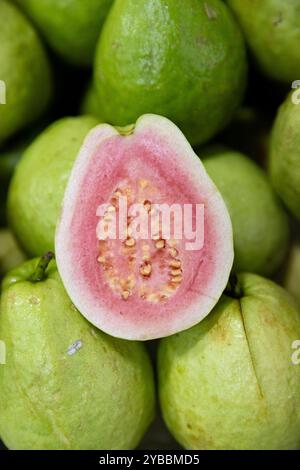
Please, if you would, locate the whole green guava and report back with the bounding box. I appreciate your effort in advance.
[0,255,155,450]
[14,0,113,66]
[0,0,52,145]
[158,273,300,450]
[227,0,300,83]
[202,150,289,276]
[269,92,300,220]
[8,116,99,256]
[94,0,247,146]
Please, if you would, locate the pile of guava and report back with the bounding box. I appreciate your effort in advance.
[0,0,300,451]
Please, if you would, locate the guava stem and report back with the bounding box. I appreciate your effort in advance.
[30,252,54,283]
[116,124,135,136]
[225,273,243,299]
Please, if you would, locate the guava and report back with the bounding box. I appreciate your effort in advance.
[158,273,300,450]
[0,0,52,145]
[202,149,290,276]
[0,254,155,450]
[94,0,247,146]
[227,0,300,83]
[282,240,300,308]
[269,92,300,220]
[8,116,99,256]
[56,114,234,340]
[0,229,25,280]
[14,0,113,66]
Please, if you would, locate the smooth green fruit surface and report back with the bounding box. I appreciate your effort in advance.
[269,93,300,219]
[202,150,289,276]
[94,0,247,146]
[8,116,99,256]
[14,0,113,66]
[0,0,52,145]
[0,229,25,279]
[0,257,155,450]
[158,273,300,450]
[227,0,300,83]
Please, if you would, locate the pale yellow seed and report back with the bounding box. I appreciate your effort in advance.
[112,277,120,285]
[97,256,106,264]
[142,244,150,251]
[139,179,149,189]
[170,259,181,269]
[120,278,128,288]
[128,279,136,290]
[171,275,183,284]
[125,237,136,247]
[169,248,178,258]
[171,269,182,276]
[140,263,152,277]
[146,293,160,303]
[121,291,130,300]
[155,239,165,249]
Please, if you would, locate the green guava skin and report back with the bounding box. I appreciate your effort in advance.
[0,258,155,450]
[269,93,300,220]
[158,273,300,450]
[0,1,52,145]
[7,116,99,256]
[94,0,247,146]
[14,0,113,66]
[202,150,289,276]
[0,229,25,279]
[227,0,300,83]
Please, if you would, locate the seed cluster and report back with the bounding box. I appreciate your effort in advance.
[96,180,184,303]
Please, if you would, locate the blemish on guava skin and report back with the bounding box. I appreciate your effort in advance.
[29,296,40,305]
[90,328,98,338]
[204,3,218,20]
[67,340,83,356]
[273,13,283,27]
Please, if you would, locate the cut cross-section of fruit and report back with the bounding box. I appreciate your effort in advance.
[56,115,234,340]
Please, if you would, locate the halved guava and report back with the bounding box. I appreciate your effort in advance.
[56,115,234,340]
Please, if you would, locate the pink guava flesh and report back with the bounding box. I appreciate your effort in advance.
[56,115,233,340]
